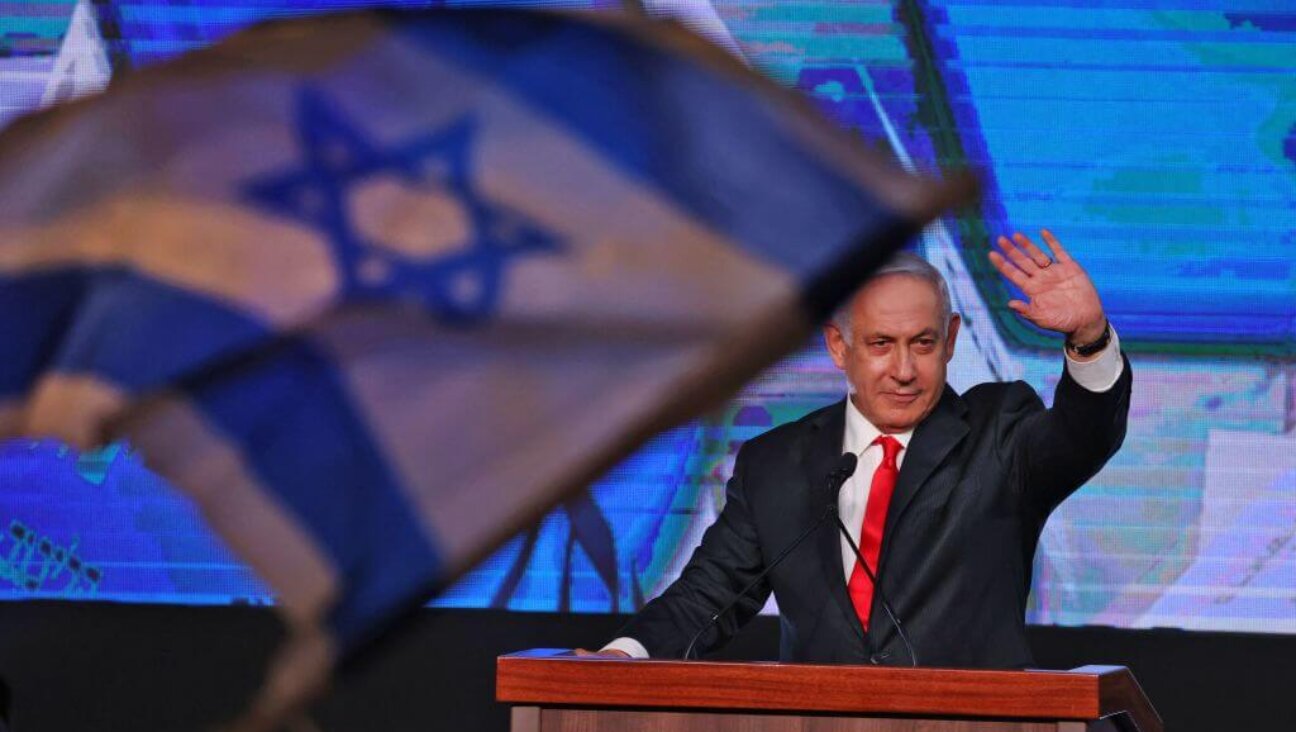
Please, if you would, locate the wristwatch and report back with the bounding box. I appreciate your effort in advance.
[1066,320,1111,357]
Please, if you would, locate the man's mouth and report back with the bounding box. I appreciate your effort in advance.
[885,392,920,405]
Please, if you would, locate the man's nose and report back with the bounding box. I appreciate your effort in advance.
[891,348,917,382]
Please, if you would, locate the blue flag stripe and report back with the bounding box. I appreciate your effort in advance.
[0,270,275,397]
[0,271,92,396]
[175,335,442,644]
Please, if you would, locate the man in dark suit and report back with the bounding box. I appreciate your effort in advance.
[593,230,1130,668]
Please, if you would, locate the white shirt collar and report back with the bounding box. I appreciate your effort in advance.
[842,396,914,458]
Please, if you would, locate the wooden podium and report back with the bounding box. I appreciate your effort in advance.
[497,650,1162,732]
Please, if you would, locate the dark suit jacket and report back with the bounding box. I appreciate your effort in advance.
[620,355,1132,668]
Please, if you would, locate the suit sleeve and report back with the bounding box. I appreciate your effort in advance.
[1012,351,1132,520]
[614,442,770,658]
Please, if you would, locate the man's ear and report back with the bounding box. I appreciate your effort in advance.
[824,323,849,371]
[944,313,961,363]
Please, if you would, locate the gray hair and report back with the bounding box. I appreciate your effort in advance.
[830,251,954,340]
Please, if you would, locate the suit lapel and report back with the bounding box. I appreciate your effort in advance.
[877,385,969,575]
[803,400,867,645]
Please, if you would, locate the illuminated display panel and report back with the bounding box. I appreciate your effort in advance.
[1,0,1293,633]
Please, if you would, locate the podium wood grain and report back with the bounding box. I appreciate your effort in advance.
[514,708,1095,731]
[498,651,1159,732]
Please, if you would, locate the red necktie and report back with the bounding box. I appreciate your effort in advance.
[847,435,903,632]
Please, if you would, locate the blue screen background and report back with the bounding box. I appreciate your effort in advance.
[1,0,1293,633]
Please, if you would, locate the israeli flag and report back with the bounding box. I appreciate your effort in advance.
[0,8,968,725]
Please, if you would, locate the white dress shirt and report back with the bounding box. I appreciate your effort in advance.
[839,405,912,580]
[604,329,1123,659]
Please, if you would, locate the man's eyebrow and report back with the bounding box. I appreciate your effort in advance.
[862,328,938,341]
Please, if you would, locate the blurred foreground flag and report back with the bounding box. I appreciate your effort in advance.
[0,8,971,726]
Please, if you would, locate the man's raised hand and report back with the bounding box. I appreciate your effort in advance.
[987,229,1106,345]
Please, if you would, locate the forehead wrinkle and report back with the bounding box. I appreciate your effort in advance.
[854,304,943,340]
[857,323,941,341]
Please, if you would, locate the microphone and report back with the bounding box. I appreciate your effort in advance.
[681,453,859,660]
[827,452,859,484]
[828,473,920,667]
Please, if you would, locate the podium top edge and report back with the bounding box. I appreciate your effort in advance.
[497,649,1125,677]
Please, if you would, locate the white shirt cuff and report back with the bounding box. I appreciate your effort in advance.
[601,636,650,659]
[1064,325,1123,393]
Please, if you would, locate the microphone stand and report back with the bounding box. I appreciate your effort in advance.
[682,454,859,661]
[681,502,835,660]
[829,504,919,667]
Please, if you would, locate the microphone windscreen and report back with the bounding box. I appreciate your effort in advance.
[835,452,858,479]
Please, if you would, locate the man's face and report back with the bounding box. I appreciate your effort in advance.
[824,274,960,434]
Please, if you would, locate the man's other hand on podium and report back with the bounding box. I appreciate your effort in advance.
[572,648,631,658]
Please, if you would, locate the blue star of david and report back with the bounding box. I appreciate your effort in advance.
[243,88,563,325]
